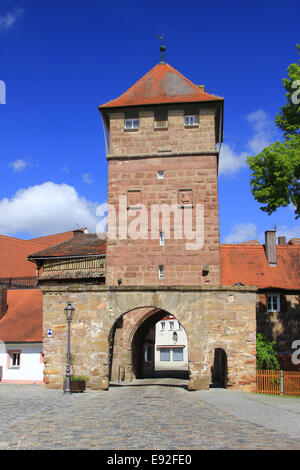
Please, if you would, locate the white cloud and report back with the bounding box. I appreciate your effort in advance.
[82,173,94,184]
[246,108,274,154]
[224,223,258,243]
[0,7,23,31]
[8,159,28,172]
[219,144,248,175]
[0,182,100,237]
[219,108,275,175]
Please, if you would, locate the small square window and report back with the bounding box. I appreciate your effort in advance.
[154,110,168,128]
[157,170,164,179]
[184,114,199,126]
[125,118,139,129]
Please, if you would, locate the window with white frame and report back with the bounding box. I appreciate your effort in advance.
[160,348,170,361]
[8,351,21,368]
[169,321,174,330]
[173,348,184,361]
[157,170,164,179]
[160,321,165,331]
[184,114,199,126]
[124,118,139,130]
[267,294,280,312]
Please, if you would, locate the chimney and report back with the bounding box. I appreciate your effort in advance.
[265,230,277,266]
[278,236,286,246]
[0,284,7,319]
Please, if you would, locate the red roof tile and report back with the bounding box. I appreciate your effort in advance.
[0,289,43,342]
[29,228,87,245]
[0,229,82,278]
[99,62,223,109]
[28,233,106,259]
[221,244,300,290]
[0,236,49,277]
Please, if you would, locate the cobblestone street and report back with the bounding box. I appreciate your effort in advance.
[1,380,300,450]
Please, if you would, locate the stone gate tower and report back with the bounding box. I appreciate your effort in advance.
[29,53,256,392]
[99,58,224,287]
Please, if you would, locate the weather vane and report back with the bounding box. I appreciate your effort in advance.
[157,34,166,64]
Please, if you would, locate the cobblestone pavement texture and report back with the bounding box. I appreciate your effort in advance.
[0,379,300,450]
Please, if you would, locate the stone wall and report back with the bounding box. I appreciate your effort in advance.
[106,152,220,286]
[41,284,257,392]
[108,107,216,157]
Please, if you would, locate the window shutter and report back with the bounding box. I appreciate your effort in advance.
[258,293,267,312]
[280,294,287,313]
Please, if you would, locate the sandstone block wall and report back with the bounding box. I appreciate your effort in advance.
[108,107,216,157]
[106,153,220,286]
[41,285,257,393]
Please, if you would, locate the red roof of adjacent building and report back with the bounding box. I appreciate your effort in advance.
[221,244,300,290]
[27,233,106,259]
[0,229,85,278]
[99,62,223,109]
[28,228,87,246]
[0,289,43,342]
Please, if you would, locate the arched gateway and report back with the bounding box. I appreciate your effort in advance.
[109,307,189,383]
[29,55,257,393]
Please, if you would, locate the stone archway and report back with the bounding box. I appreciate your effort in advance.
[108,306,189,383]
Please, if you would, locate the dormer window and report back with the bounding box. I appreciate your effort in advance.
[184,114,199,126]
[125,118,139,130]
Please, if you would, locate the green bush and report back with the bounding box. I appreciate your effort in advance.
[256,333,280,370]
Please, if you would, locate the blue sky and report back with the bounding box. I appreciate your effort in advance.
[0,0,299,243]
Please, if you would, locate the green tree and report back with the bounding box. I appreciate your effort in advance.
[247,45,300,219]
[256,333,280,370]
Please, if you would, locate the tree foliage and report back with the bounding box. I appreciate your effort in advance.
[247,45,300,219]
[256,333,280,370]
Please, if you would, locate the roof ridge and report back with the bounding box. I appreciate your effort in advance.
[99,62,223,109]
[0,235,50,247]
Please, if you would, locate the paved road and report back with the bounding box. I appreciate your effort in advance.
[0,380,300,450]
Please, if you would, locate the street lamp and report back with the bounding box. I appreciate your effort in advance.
[64,301,75,394]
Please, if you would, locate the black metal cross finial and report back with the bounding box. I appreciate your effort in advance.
[157,34,166,64]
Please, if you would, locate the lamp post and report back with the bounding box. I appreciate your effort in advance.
[64,301,75,394]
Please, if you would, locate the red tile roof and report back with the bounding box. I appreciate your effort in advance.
[221,244,300,290]
[0,289,43,342]
[28,233,106,259]
[0,229,83,278]
[29,228,87,245]
[99,62,223,109]
[0,236,49,277]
